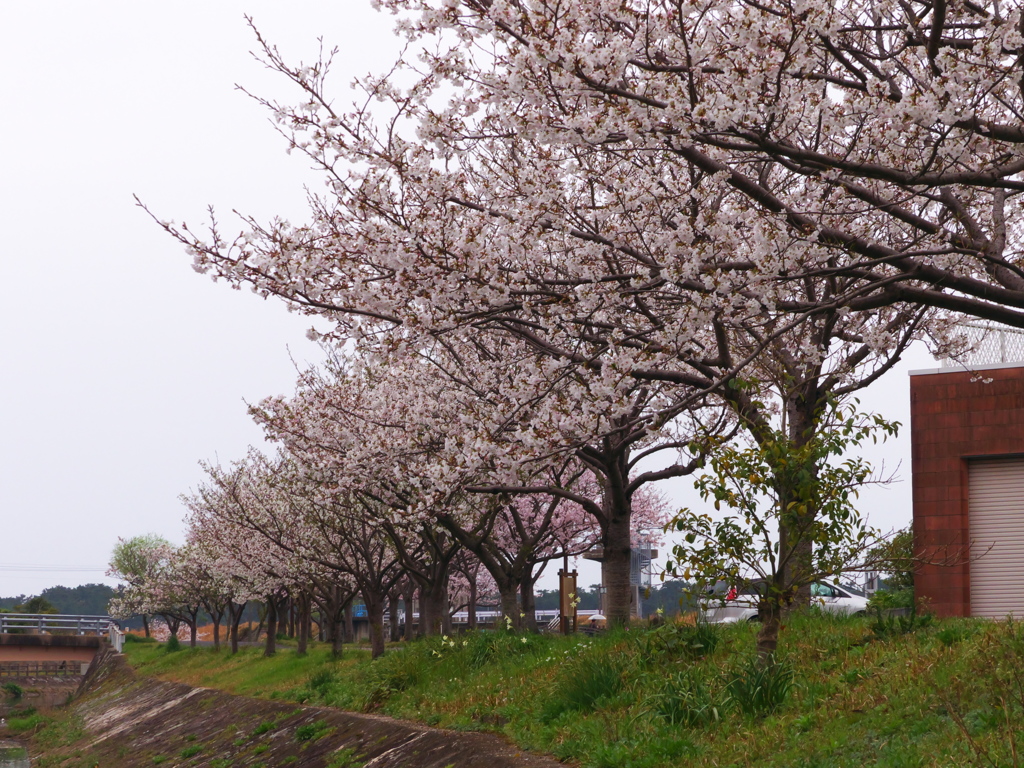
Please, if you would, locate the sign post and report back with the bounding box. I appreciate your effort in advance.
[558,564,578,635]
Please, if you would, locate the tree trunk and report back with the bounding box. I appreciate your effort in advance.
[388,596,400,642]
[520,575,539,633]
[264,596,278,657]
[498,583,520,631]
[368,599,386,659]
[142,615,150,639]
[329,585,345,658]
[419,575,451,636]
[756,599,782,661]
[343,602,355,644]
[229,603,243,656]
[782,395,821,610]
[417,586,431,638]
[296,593,309,656]
[331,615,344,657]
[468,576,477,631]
[602,512,633,626]
[212,616,221,651]
[403,582,416,641]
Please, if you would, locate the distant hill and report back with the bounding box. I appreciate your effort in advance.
[0,583,116,616]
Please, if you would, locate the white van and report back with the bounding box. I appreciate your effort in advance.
[700,580,869,623]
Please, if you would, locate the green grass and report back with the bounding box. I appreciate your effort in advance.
[124,615,1024,768]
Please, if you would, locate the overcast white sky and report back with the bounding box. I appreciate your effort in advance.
[0,1,935,600]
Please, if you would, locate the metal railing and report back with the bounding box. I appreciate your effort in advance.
[108,622,124,652]
[0,613,113,636]
[942,322,1024,368]
[384,609,561,627]
[0,660,89,678]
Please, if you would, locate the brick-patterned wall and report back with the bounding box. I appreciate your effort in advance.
[911,364,1024,616]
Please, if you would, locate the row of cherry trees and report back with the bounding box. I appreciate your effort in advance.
[108,353,673,658]
[134,0,1024,655]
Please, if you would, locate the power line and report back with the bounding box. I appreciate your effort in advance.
[0,564,108,573]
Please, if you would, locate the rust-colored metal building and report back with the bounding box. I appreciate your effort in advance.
[911,362,1024,617]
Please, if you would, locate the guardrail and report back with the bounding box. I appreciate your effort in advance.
[0,613,113,636]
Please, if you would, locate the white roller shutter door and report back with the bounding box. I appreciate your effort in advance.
[968,458,1024,618]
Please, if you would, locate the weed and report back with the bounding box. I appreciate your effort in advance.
[308,667,339,696]
[6,713,48,734]
[252,720,274,736]
[869,603,933,639]
[935,622,978,648]
[649,666,725,728]
[726,654,794,718]
[124,633,158,644]
[295,719,333,742]
[327,746,366,768]
[180,745,203,758]
[2,682,23,698]
[639,619,720,663]
[151,757,167,765]
[840,667,870,686]
[459,630,537,669]
[541,652,625,722]
[360,652,421,710]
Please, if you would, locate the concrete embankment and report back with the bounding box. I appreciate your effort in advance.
[33,651,564,767]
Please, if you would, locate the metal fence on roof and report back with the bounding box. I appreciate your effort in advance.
[941,322,1024,368]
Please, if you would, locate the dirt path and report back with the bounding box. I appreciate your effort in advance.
[31,651,566,767]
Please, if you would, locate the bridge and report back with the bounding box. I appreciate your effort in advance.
[0,614,123,680]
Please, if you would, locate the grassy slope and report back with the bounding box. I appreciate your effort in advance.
[124,613,1024,768]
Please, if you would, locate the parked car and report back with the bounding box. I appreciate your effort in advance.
[700,580,869,623]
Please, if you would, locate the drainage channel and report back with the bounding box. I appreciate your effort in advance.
[0,740,29,768]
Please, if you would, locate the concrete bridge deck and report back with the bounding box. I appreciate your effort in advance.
[0,614,122,680]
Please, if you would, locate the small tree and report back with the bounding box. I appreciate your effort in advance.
[14,596,58,614]
[668,401,898,659]
[866,527,915,610]
[108,534,172,638]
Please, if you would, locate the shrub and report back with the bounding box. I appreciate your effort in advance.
[725,655,794,718]
[868,587,915,611]
[165,634,182,653]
